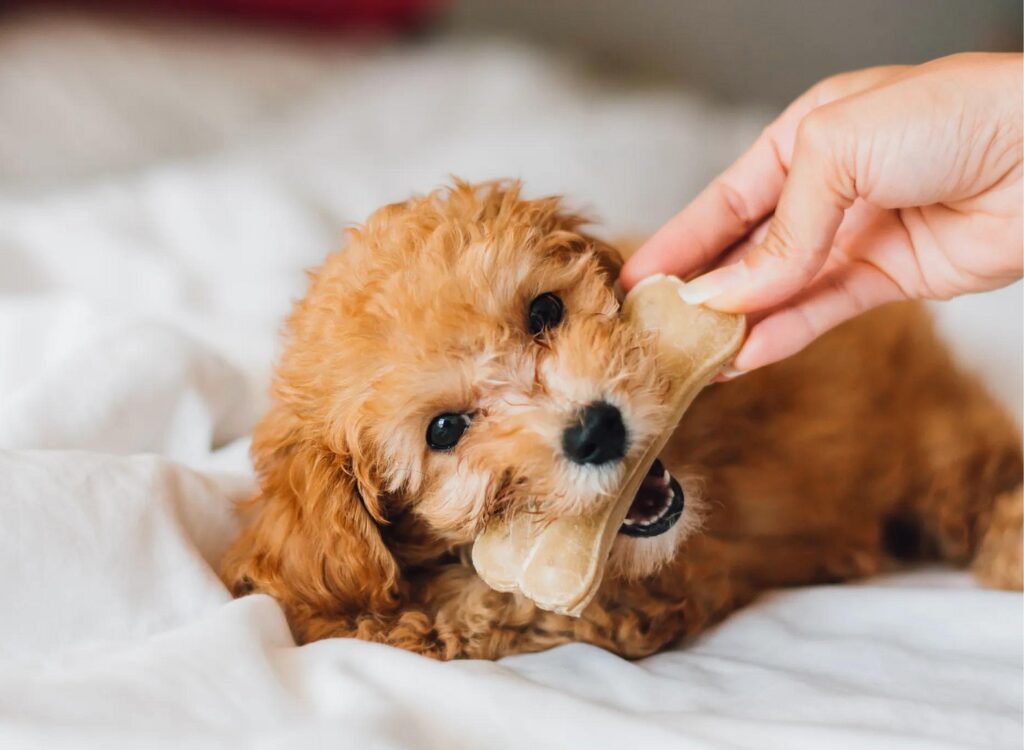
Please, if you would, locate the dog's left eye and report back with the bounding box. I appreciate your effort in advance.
[426,413,470,451]
[527,293,564,335]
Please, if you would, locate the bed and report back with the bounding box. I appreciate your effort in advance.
[1,11,1021,749]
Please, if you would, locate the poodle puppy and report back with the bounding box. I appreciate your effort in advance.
[222,180,1023,660]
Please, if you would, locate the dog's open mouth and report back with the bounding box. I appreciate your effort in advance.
[618,458,684,538]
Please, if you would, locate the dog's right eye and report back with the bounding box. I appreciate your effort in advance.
[528,292,564,335]
[426,413,470,451]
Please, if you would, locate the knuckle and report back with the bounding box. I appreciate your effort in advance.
[758,219,800,263]
[823,273,865,314]
[797,301,838,342]
[795,109,836,157]
[795,105,858,202]
[790,304,825,346]
[804,75,843,105]
[716,179,759,231]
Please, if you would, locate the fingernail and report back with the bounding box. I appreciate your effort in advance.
[678,264,744,306]
[719,366,746,380]
[630,273,666,294]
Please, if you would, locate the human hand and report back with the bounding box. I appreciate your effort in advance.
[621,53,1023,374]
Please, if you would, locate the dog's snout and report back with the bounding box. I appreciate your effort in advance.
[563,401,627,466]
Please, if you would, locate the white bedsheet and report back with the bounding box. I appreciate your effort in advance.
[1,12,1021,750]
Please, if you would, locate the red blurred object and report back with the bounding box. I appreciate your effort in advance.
[109,0,446,30]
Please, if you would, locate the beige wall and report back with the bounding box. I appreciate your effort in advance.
[447,0,1022,104]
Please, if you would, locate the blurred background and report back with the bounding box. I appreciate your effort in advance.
[0,1,1021,434]
[452,0,1022,103]
[2,0,1020,191]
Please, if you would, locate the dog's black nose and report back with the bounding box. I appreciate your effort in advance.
[563,401,627,466]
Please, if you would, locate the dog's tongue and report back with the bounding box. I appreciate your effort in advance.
[471,275,745,616]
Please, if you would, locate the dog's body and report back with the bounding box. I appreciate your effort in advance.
[222,182,1023,660]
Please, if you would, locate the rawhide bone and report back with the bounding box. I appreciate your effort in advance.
[471,274,745,616]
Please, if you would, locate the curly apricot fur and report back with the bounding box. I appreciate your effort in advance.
[221,181,1023,659]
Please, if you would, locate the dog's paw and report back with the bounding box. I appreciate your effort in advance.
[972,485,1023,591]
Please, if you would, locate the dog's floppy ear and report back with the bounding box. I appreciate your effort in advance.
[578,233,630,296]
[221,404,400,621]
[602,235,644,270]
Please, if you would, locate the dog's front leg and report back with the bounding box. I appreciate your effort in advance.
[298,607,459,658]
[287,565,581,659]
[292,563,703,660]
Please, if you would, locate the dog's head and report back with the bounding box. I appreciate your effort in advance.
[226,181,703,616]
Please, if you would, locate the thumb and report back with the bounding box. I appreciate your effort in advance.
[680,108,857,314]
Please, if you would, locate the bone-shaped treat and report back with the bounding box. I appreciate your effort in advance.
[471,274,745,616]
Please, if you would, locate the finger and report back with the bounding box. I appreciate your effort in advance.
[620,127,790,289]
[679,105,858,313]
[710,216,773,270]
[622,67,908,292]
[719,201,887,282]
[731,259,906,372]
